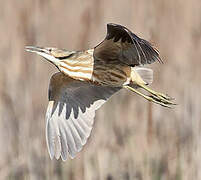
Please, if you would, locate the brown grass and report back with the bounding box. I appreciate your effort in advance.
[1,0,201,179]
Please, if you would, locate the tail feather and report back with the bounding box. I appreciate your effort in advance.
[134,67,153,85]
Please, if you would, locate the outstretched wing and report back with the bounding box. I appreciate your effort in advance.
[94,23,162,66]
[46,72,120,161]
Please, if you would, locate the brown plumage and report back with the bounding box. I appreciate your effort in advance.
[25,23,175,161]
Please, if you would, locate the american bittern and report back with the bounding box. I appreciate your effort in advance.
[26,23,175,161]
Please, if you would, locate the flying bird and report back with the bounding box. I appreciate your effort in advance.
[26,23,175,161]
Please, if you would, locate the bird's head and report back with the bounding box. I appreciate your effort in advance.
[25,46,75,67]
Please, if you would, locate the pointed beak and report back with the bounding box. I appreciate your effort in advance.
[25,46,50,55]
[25,46,60,66]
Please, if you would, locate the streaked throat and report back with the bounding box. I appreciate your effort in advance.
[58,50,94,81]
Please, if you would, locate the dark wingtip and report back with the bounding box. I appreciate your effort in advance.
[157,55,163,64]
[152,46,163,64]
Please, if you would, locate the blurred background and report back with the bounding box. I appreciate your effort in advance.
[1,0,201,179]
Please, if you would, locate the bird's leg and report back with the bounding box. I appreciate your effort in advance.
[127,68,176,107]
[123,85,172,108]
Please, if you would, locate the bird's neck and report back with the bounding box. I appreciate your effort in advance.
[58,49,94,81]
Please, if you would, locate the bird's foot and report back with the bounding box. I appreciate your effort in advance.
[124,85,176,108]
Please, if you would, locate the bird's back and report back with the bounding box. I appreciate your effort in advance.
[59,49,131,86]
